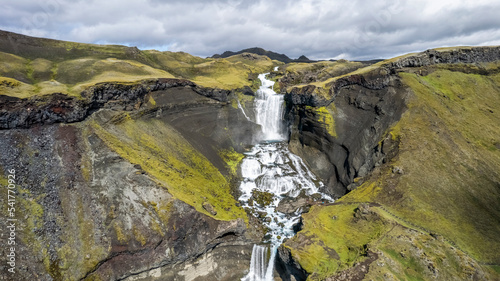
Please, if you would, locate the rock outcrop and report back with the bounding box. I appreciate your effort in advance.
[276,245,308,281]
[0,78,231,129]
[284,46,500,198]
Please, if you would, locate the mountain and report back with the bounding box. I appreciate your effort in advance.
[0,30,499,280]
[212,47,314,63]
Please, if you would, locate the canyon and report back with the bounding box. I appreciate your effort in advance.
[0,30,500,280]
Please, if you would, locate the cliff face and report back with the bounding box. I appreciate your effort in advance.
[285,75,407,197]
[0,78,230,129]
[284,46,500,198]
[0,79,261,280]
[279,46,500,280]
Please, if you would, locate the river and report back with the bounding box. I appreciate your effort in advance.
[239,71,332,281]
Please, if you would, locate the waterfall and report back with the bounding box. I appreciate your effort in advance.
[254,73,285,141]
[240,72,332,281]
[241,245,274,281]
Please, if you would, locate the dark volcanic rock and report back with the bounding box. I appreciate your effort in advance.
[276,245,308,281]
[0,119,254,280]
[0,78,232,129]
[212,47,294,63]
[284,46,500,198]
[212,47,316,63]
[286,76,406,198]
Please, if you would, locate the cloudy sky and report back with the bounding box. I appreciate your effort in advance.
[1,0,500,60]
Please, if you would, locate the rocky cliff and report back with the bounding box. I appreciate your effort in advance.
[284,46,500,198]
[277,46,500,280]
[0,79,263,280]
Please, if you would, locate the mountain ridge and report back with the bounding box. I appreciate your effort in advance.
[212,47,314,63]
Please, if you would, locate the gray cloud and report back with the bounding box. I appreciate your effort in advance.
[1,0,500,60]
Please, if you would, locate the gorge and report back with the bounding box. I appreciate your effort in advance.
[0,30,500,281]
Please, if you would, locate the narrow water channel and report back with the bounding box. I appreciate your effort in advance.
[240,71,332,281]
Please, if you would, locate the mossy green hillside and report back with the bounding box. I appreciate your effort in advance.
[363,224,488,281]
[0,52,175,97]
[1,31,281,97]
[91,116,247,222]
[289,66,500,280]
[123,50,279,90]
[282,60,364,85]
[289,202,498,281]
[371,69,500,264]
[190,54,278,90]
[286,204,390,280]
[0,47,279,98]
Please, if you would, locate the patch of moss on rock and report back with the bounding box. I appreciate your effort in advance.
[306,103,337,138]
[90,115,247,222]
[219,148,245,176]
[251,190,275,207]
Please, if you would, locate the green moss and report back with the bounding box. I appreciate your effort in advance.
[287,204,390,280]
[218,148,245,176]
[317,104,337,137]
[148,95,157,106]
[230,98,238,109]
[26,59,35,82]
[150,200,173,227]
[487,265,500,275]
[91,117,247,222]
[235,91,256,108]
[132,226,147,246]
[305,103,337,137]
[339,182,382,203]
[113,222,127,243]
[80,126,93,182]
[56,191,108,280]
[150,215,164,236]
[251,190,274,207]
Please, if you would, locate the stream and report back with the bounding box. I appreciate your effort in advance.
[239,71,332,281]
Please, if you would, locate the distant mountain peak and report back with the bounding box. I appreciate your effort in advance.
[211,47,314,63]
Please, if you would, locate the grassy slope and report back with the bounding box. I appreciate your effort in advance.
[283,60,364,82]
[0,32,280,98]
[90,113,247,222]
[286,65,500,280]
[144,50,280,89]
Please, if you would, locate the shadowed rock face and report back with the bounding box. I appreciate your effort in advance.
[283,46,500,198]
[285,76,407,198]
[0,80,260,280]
[0,78,232,129]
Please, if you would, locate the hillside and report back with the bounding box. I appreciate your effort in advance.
[278,47,500,280]
[0,30,281,98]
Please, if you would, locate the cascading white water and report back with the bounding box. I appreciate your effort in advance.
[240,72,332,281]
[241,245,272,281]
[254,73,285,141]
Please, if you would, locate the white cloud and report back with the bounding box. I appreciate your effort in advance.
[1,0,500,60]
